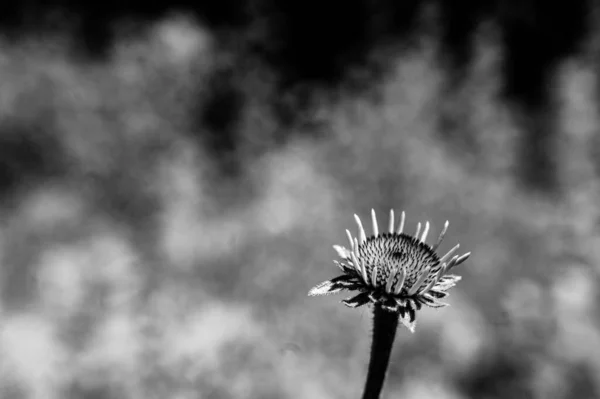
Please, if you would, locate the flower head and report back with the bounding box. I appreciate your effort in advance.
[309,209,470,332]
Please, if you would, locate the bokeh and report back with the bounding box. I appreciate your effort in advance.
[1,8,600,399]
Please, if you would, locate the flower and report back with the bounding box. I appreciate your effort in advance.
[308,209,470,332]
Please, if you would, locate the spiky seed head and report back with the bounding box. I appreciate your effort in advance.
[309,209,471,332]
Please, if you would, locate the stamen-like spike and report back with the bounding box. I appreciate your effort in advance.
[421,263,447,293]
[354,214,367,244]
[351,250,363,276]
[407,267,431,296]
[397,211,406,234]
[446,255,460,270]
[371,265,378,287]
[394,267,406,295]
[432,220,449,251]
[448,252,471,271]
[420,221,430,243]
[415,222,421,238]
[352,237,369,282]
[371,209,379,237]
[439,243,460,264]
[454,252,471,266]
[345,229,354,251]
[360,257,369,284]
[385,267,397,293]
[388,209,395,234]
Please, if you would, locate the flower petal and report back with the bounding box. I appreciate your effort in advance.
[410,297,422,311]
[382,303,398,312]
[329,274,363,290]
[420,221,430,243]
[428,289,449,299]
[432,220,449,251]
[407,266,432,296]
[394,297,407,308]
[420,294,449,308]
[308,280,342,296]
[368,291,384,302]
[435,275,462,290]
[421,262,446,294]
[371,265,379,287]
[371,209,379,237]
[388,209,395,233]
[399,300,417,332]
[397,210,406,234]
[345,229,355,251]
[394,267,406,295]
[439,243,460,264]
[333,260,354,273]
[447,252,471,271]
[308,275,357,296]
[333,245,352,260]
[342,292,371,308]
[354,214,367,244]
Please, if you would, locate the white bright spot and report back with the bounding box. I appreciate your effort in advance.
[0,314,68,399]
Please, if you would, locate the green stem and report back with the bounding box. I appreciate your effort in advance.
[361,303,399,399]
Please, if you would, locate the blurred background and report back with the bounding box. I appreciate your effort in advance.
[1,1,600,398]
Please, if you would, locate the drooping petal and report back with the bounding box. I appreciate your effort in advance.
[308,280,343,296]
[368,291,383,302]
[435,275,462,290]
[410,297,422,311]
[333,260,353,273]
[419,294,449,308]
[428,289,449,299]
[399,300,417,333]
[382,303,398,312]
[406,300,417,323]
[388,209,395,233]
[329,274,355,284]
[333,245,351,260]
[342,292,371,308]
[394,297,407,308]
[308,274,359,296]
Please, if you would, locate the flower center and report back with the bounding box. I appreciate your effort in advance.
[358,233,441,293]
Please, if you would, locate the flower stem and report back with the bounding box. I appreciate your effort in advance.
[361,303,399,399]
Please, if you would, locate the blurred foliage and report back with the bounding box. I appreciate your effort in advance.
[1,11,600,399]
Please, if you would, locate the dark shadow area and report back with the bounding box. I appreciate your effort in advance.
[0,119,64,200]
[0,0,591,109]
[0,0,592,192]
[196,65,245,177]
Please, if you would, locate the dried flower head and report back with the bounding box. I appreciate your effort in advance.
[309,209,471,332]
